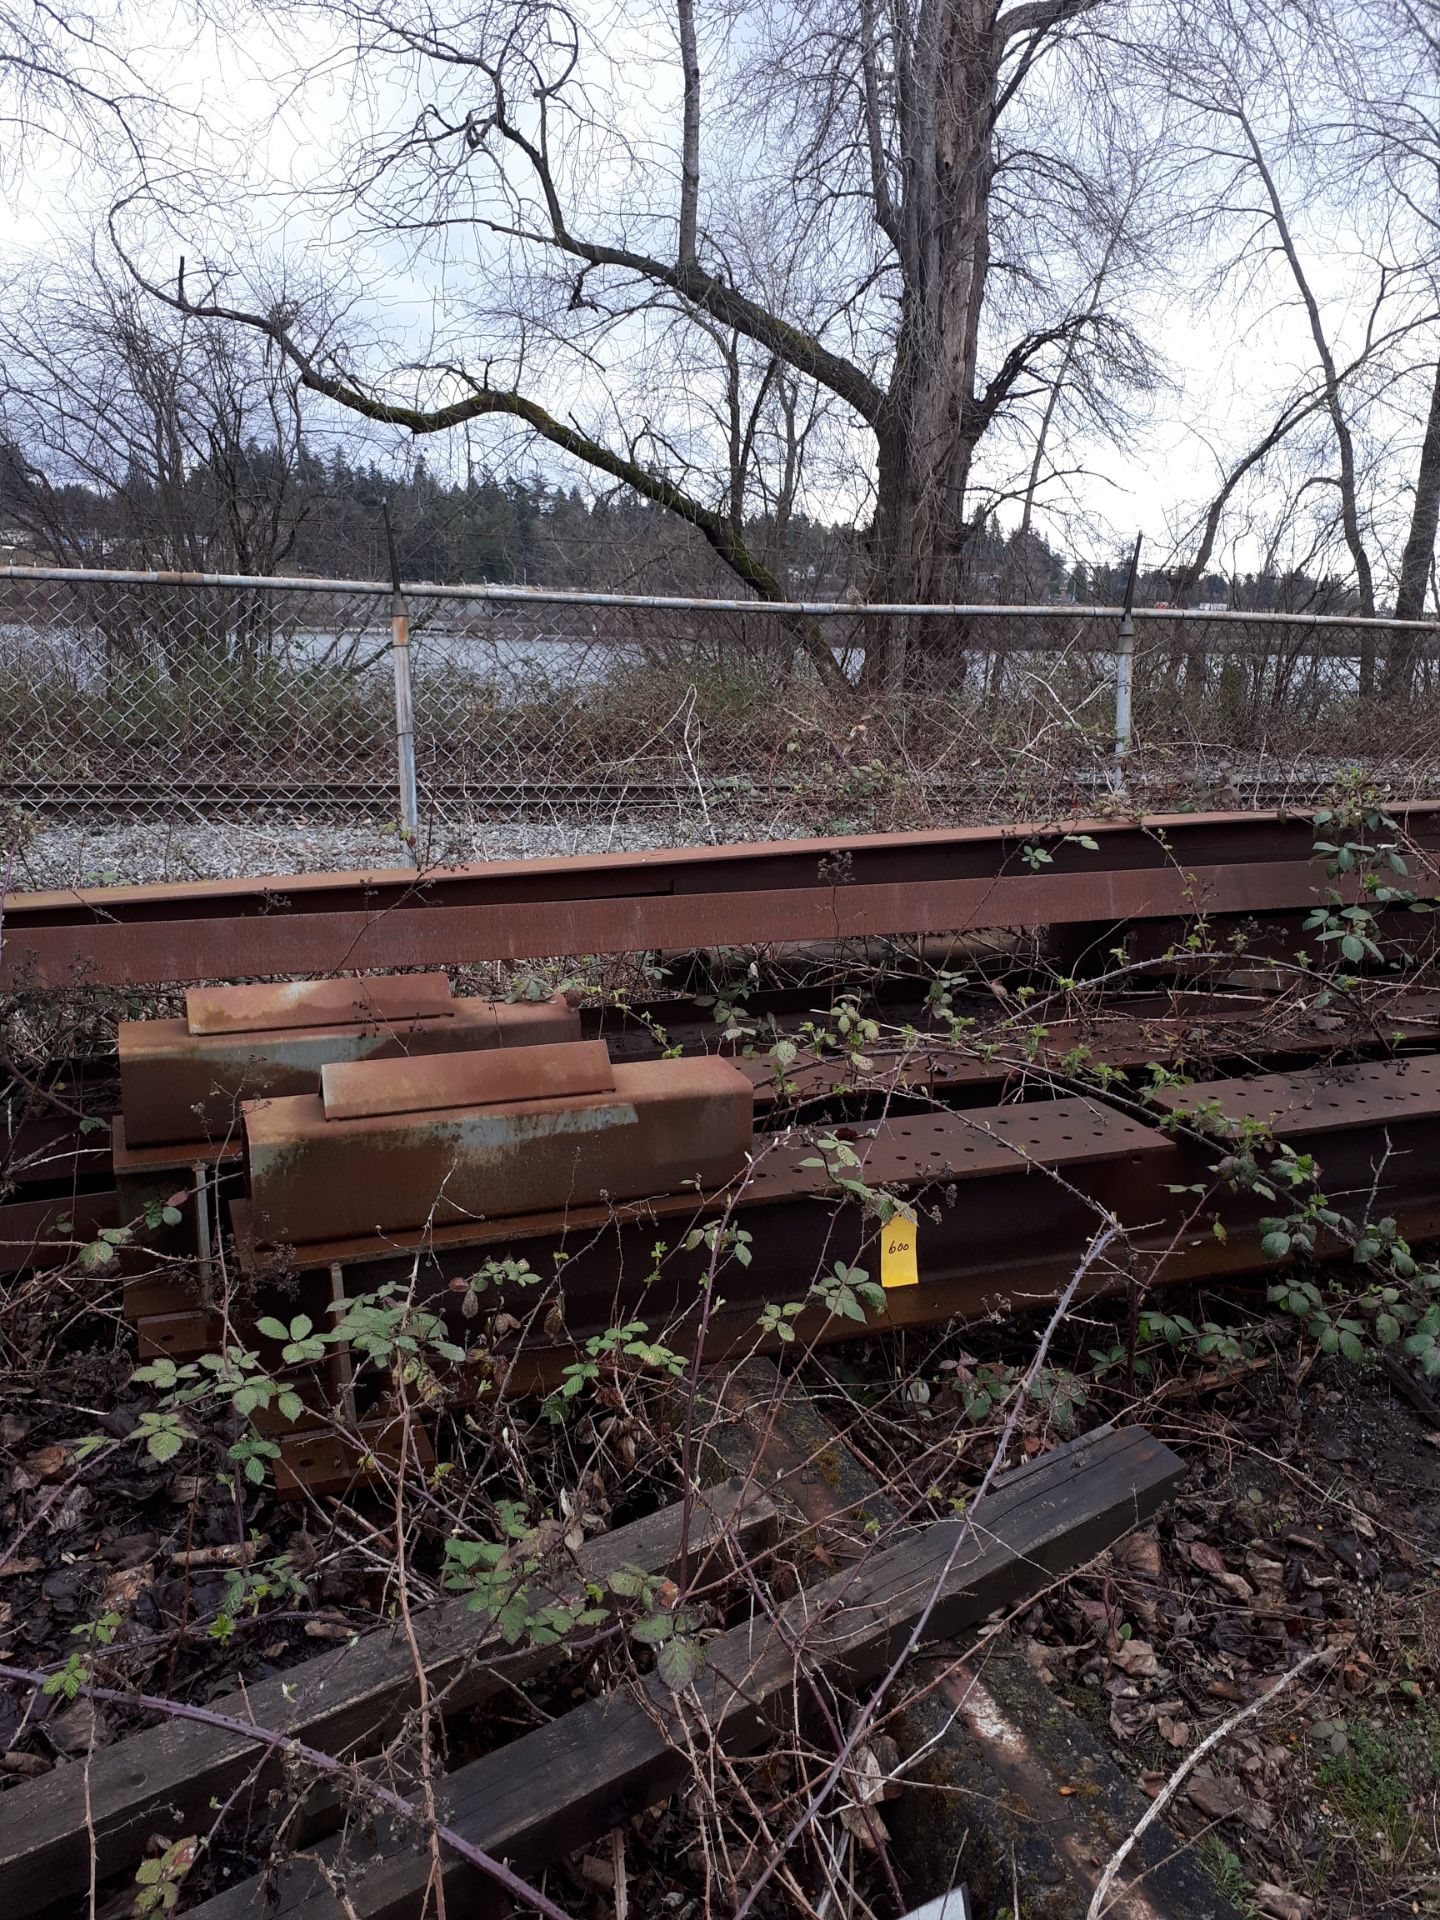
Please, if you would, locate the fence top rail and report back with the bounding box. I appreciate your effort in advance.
[3,564,1439,633]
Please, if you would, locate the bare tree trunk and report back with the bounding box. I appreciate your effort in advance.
[1385,355,1440,697]
[865,0,999,683]
[676,0,700,266]
[1237,108,1377,696]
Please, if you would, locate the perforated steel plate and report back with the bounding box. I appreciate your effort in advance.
[1152,1054,1440,1137]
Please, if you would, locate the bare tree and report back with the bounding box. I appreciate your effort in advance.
[1159,0,1440,699]
[0,250,310,578]
[0,0,159,177]
[1351,0,1440,690]
[119,0,1153,684]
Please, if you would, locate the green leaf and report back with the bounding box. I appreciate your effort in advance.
[255,1317,291,1342]
[444,1539,490,1569]
[631,1612,676,1645]
[656,1635,702,1690]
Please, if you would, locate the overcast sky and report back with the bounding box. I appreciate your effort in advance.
[2,0,1426,579]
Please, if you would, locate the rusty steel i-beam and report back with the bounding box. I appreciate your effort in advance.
[6,807,1440,988]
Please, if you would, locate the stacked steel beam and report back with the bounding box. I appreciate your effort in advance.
[7,810,1440,1490]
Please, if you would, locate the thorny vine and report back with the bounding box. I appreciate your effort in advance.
[2,779,1440,1915]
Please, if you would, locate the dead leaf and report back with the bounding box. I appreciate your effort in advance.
[1111,1637,1159,1678]
[1157,1715,1191,1747]
[102,1563,151,1609]
[1244,1550,1285,1585]
[847,1744,889,1807]
[1185,1768,1247,1822]
[0,1556,42,1580]
[1187,1540,1254,1600]
[1114,1532,1163,1580]
[48,1699,111,1753]
[1254,1883,1315,1919]
[836,1744,894,1847]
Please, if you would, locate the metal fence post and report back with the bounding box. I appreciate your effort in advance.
[1109,534,1143,795]
[384,508,420,865]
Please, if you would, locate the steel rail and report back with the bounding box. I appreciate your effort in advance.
[2,772,1421,813]
[0,778,709,814]
[6,564,1440,631]
[6,807,1440,990]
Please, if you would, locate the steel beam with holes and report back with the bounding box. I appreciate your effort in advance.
[8,807,1440,988]
[126,1095,1173,1367]
[112,1053,1440,1384]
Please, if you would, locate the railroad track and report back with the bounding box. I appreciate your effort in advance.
[1,777,709,817]
[5,769,1426,821]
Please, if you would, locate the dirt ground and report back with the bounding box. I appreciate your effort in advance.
[1020,1346,1440,1920]
[3,1269,1439,1920]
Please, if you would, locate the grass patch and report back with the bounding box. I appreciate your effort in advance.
[1314,1704,1440,1860]
[1195,1834,1252,1910]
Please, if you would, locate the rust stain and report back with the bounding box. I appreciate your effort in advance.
[320,1037,616,1121]
[186,972,456,1034]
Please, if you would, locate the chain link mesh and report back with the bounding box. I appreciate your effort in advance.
[3,569,1438,889]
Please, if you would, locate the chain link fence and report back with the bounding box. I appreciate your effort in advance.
[4,565,1440,889]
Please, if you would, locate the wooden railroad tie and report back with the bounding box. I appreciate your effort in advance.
[0,1364,1182,1920]
[0,1480,776,1916]
[185,1421,1180,1920]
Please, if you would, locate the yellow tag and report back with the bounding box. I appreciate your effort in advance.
[880,1212,919,1290]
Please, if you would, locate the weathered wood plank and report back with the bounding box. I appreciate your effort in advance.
[0,1478,774,1917]
[190,1423,1183,1920]
[703,1355,905,1552]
